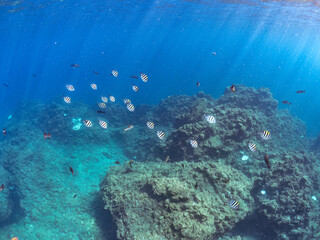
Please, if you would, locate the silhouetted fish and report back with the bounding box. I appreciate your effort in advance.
[282,100,291,105]
[230,84,235,93]
[114,161,120,164]
[296,90,305,94]
[70,167,74,176]
[3,83,8,87]
[264,154,271,169]
[32,74,37,77]
[0,184,4,192]
[97,110,106,114]
[71,64,80,68]
[196,81,200,87]
[3,129,7,136]
[44,132,51,140]
[74,194,77,198]
[129,160,134,168]
[93,71,99,75]
[130,76,138,79]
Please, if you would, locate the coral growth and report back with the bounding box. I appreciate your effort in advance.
[101,161,254,240]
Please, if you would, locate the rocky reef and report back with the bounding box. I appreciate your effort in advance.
[101,161,254,240]
[100,85,320,240]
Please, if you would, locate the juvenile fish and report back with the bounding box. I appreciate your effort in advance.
[3,129,7,135]
[111,70,118,77]
[140,73,148,82]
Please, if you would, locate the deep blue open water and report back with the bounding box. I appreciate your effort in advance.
[0,1,320,239]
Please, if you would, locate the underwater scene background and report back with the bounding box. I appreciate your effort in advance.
[0,0,320,239]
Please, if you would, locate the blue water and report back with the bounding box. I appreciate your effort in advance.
[1,0,320,136]
[0,1,320,239]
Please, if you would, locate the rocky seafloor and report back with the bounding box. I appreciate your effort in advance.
[0,85,320,240]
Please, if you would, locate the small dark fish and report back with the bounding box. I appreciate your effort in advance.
[44,132,51,140]
[195,182,198,190]
[296,90,305,94]
[282,100,291,105]
[230,84,235,93]
[182,163,185,168]
[264,154,271,169]
[97,110,106,114]
[71,64,80,68]
[130,76,138,79]
[93,71,99,75]
[128,160,134,168]
[3,129,7,136]
[0,184,4,192]
[70,167,74,176]
[74,194,77,198]
[196,81,200,87]
[212,52,217,56]
[3,83,8,87]
[114,161,120,164]
[222,178,230,183]
[32,74,37,77]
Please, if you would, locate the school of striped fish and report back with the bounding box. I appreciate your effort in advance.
[63,68,273,211]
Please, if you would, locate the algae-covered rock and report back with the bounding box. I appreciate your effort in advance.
[101,161,254,240]
[252,151,320,239]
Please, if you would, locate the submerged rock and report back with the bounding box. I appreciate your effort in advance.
[100,161,254,240]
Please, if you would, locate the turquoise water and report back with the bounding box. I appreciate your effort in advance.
[0,1,320,239]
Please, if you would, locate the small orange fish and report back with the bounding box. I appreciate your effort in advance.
[11,237,18,240]
[230,84,235,93]
[124,125,134,133]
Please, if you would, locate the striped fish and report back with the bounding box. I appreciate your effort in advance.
[101,96,108,103]
[127,103,135,112]
[132,85,139,92]
[99,119,108,129]
[229,200,239,210]
[111,70,118,77]
[66,84,75,92]
[90,83,97,90]
[140,73,148,82]
[189,140,198,148]
[204,114,216,124]
[248,142,257,152]
[157,131,165,140]
[146,121,154,129]
[109,96,115,102]
[123,98,131,104]
[98,102,106,109]
[83,120,93,128]
[63,96,71,104]
[260,130,271,140]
